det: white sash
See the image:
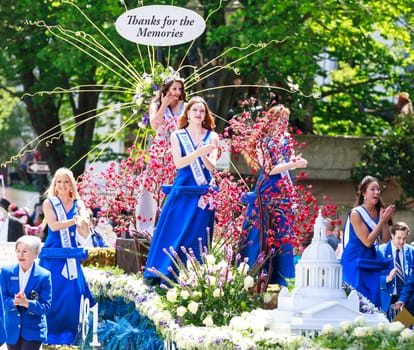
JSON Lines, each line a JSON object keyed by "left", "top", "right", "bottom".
{"left": 50, "top": 196, "right": 78, "bottom": 280}
{"left": 343, "top": 205, "right": 377, "bottom": 249}
{"left": 175, "top": 129, "right": 208, "bottom": 186}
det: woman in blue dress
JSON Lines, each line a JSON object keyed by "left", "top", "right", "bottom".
{"left": 341, "top": 175, "right": 395, "bottom": 307}
{"left": 241, "top": 105, "right": 308, "bottom": 287}
{"left": 144, "top": 96, "right": 219, "bottom": 283}
{"left": 39, "top": 167, "right": 94, "bottom": 345}
{"left": 136, "top": 76, "right": 187, "bottom": 235}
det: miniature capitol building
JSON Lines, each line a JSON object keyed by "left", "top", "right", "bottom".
{"left": 252, "top": 210, "right": 388, "bottom": 335}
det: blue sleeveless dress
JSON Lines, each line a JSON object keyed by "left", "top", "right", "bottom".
{"left": 39, "top": 197, "right": 94, "bottom": 345}
{"left": 241, "top": 136, "right": 295, "bottom": 286}
{"left": 341, "top": 205, "right": 390, "bottom": 307}
{"left": 144, "top": 130, "right": 215, "bottom": 282}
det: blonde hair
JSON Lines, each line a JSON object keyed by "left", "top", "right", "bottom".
{"left": 46, "top": 167, "right": 80, "bottom": 199}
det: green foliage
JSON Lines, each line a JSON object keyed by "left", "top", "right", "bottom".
{"left": 352, "top": 115, "right": 414, "bottom": 206}
{"left": 209, "top": 0, "right": 414, "bottom": 135}
{"left": 0, "top": 85, "right": 33, "bottom": 164}
{"left": 1, "top": 0, "right": 414, "bottom": 174}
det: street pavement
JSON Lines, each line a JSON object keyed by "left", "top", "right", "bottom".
{"left": 3, "top": 187, "right": 40, "bottom": 212}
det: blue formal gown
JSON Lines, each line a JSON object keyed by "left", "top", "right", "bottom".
{"left": 144, "top": 130, "right": 215, "bottom": 282}
{"left": 341, "top": 205, "right": 389, "bottom": 308}
{"left": 241, "top": 136, "right": 295, "bottom": 286}
{"left": 39, "top": 197, "right": 94, "bottom": 345}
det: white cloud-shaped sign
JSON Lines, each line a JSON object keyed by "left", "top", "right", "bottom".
{"left": 115, "top": 5, "right": 206, "bottom": 46}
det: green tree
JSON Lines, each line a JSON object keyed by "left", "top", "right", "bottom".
{"left": 208, "top": 0, "right": 414, "bottom": 135}
{"left": 0, "top": 0, "right": 130, "bottom": 177}
{"left": 352, "top": 114, "right": 414, "bottom": 207}
{"left": 0, "top": 84, "right": 33, "bottom": 163}
{"left": 1, "top": 0, "right": 414, "bottom": 177}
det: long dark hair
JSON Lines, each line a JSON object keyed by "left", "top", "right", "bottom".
{"left": 153, "top": 76, "right": 186, "bottom": 104}
{"left": 355, "top": 175, "right": 385, "bottom": 213}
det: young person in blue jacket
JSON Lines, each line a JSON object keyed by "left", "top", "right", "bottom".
{"left": 0, "top": 235, "right": 52, "bottom": 350}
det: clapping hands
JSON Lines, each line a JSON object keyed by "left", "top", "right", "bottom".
{"left": 14, "top": 290, "right": 29, "bottom": 308}
{"left": 196, "top": 142, "right": 217, "bottom": 157}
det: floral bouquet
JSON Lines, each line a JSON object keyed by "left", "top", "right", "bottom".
{"left": 148, "top": 236, "right": 264, "bottom": 327}
{"left": 133, "top": 63, "right": 180, "bottom": 128}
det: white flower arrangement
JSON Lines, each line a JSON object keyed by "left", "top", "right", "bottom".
{"left": 84, "top": 267, "right": 414, "bottom": 349}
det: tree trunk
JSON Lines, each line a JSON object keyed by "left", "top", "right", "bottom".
{"left": 70, "top": 85, "right": 101, "bottom": 178}
{"left": 22, "top": 69, "right": 65, "bottom": 175}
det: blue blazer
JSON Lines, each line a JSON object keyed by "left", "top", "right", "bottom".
{"left": 0, "top": 263, "right": 52, "bottom": 345}
{"left": 377, "top": 242, "right": 414, "bottom": 312}
{"left": 399, "top": 273, "right": 414, "bottom": 307}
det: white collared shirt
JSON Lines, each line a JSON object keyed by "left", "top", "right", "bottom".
{"left": 76, "top": 231, "right": 94, "bottom": 248}
{"left": 392, "top": 243, "right": 404, "bottom": 294}
{"left": 392, "top": 244, "right": 404, "bottom": 267}
{"left": 19, "top": 264, "right": 34, "bottom": 292}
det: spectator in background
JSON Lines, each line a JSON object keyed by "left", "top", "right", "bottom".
{"left": 377, "top": 222, "right": 414, "bottom": 320}
{"left": 0, "top": 198, "right": 25, "bottom": 242}
{"left": 13, "top": 208, "right": 32, "bottom": 226}
{"left": 326, "top": 223, "right": 344, "bottom": 259}
{"left": 18, "top": 152, "right": 34, "bottom": 185}
{"left": 76, "top": 209, "right": 109, "bottom": 248}
{"left": 362, "top": 91, "right": 413, "bottom": 123}
{"left": 93, "top": 216, "right": 117, "bottom": 247}
{"left": 326, "top": 224, "right": 340, "bottom": 251}
{"left": 395, "top": 92, "right": 413, "bottom": 118}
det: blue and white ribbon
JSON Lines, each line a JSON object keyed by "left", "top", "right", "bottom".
{"left": 50, "top": 196, "right": 78, "bottom": 280}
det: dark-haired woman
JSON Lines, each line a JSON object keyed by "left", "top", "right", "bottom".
{"left": 341, "top": 175, "right": 395, "bottom": 307}
{"left": 137, "top": 77, "right": 187, "bottom": 236}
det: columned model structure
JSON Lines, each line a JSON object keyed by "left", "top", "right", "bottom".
{"left": 252, "top": 210, "right": 388, "bottom": 336}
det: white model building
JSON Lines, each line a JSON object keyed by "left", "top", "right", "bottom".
{"left": 252, "top": 210, "right": 388, "bottom": 335}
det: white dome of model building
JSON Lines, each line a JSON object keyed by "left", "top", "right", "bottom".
{"left": 251, "top": 210, "right": 388, "bottom": 336}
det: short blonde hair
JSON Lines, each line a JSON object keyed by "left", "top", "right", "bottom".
{"left": 16, "top": 235, "right": 42, "bottom": 255}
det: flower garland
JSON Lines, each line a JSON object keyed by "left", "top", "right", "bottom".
{"left": 133, "top": 64, "right": 180, "bottom": 127}
{"left": 84, "top": 267, "right": 414, "bottom": 350}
